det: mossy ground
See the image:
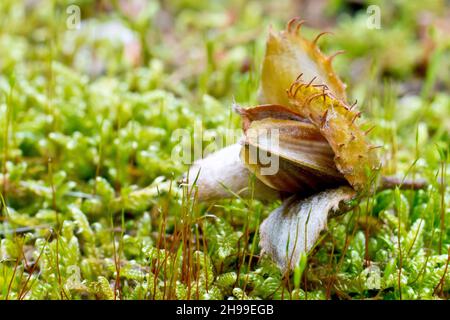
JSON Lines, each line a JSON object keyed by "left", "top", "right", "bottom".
{"left": 0, "top": 0, "right": 449, "bottom": 300}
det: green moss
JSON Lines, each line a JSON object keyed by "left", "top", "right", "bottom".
{"left": 0, "top": 0, "right": 449, "bottom": 300}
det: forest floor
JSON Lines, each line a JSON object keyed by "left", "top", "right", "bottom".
{"left": 0, "top": 0, "right": 449, "bottom": 299}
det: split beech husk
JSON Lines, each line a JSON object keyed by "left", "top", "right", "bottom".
{"left": 183, "top": 19, "right": 381, "bottom": 271}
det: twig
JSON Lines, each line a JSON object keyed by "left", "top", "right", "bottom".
{"left": 0, "top": 224, "right": 51, "bottom": 236}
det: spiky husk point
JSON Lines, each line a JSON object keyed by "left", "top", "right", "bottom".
{"left": 261, "top": 18, "right": 347, "bottom": 107}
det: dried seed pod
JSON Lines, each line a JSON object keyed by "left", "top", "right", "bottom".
{"left": 182, "top": 18, "right": 383, "bottom": 272}
{"left": 257, "top": 19, "right": 379, "bottom": 191}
